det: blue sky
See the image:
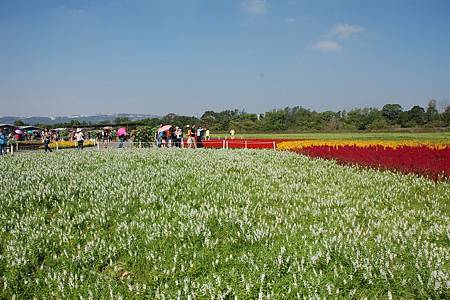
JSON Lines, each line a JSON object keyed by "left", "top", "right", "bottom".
{"left": 0, "top": 0, "right": 449, "bottom": 117}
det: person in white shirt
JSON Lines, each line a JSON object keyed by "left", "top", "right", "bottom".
{"left": 75, "top": 128, "right": 84, "bottom": 150}
{"left": 230, "top": 129, "right": 235, "bottom": 140}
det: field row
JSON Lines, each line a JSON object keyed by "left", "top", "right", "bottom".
{"left": 200, "top": 138, "right": 450, "bottom": 181}
{"left": 277, "top": 140, "right": 450, "bottom": 181}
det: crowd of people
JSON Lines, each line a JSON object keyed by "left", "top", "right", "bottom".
{"left": 156, "top": 124, "right": 210, "bottom": 148}
{"left": 0, "top": 123, "right": 238, "bottom": 155}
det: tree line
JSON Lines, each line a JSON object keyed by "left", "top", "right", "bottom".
{"left": 28, "top": 100, "right": 450, "bottom": 132}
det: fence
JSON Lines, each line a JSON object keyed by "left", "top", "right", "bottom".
{"left": 3, "top": 138, "right": 279, "bottom": 154}
{"left": 94, "top": 139, "right": 277, "bottom": 150}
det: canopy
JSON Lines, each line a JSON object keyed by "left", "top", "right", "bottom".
{"left": 158, "top": 125, "right": 172, "bottom": 133}
{"left": 117, "top": 127, "right": 127, "bottom": 137}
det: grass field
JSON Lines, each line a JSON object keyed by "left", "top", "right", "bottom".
{"left": 212, "top": 131, "right": 450, "bottom": 143}
{"left": 0, "top": 149, "right": 448, "bottom": 298}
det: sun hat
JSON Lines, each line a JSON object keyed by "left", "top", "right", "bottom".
{"left": 76, "top": 128, "right": 81, "bottom": 133}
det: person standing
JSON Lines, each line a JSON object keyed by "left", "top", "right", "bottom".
{"left": 43, "top": 129, "right": 52, "bottom": 152}
{"left": 0, "top": 129, "right": 8, "bottom": 156}
{"left": 118, "top": 132, "right": 126, "bottom": 148}
{"left": 186, "top": 125, "right": 195, "bottom": 149}
{"left": 196, "top": 127, "right": 204, "bottom": 148}
{"left": 205, "top": 128, "right": 210, "bottom": 141}
{"left": 174, "top": 127, "right": 181, "bottom": 148}
{"left": 190, "top": 125, "right": 197, "bottom": 148}
{"left": 230, "top": 129, "right": 235, "bottom": 140}
{"left": 75, "top": 128, "right": 84, "bottom": 150}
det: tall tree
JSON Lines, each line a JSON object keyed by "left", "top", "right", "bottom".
{"left": 382, "top": 104, "right": 403, "bottom": 125}
{"left": 441, "top": 106, "right": 450, "bottom": 126}
{"left": 426, "top": 99, "right": 439, "bottom": 123}
{"left": 408, "top": 105, "right": 426, "bottom": 126}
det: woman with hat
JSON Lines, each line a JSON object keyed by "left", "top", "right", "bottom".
{"left": 75, "top": 128, "right": 84, "bottom": 150}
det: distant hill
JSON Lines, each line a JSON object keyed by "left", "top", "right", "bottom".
{"left": 0, "top": 113, "right": 160, "bottom": 125}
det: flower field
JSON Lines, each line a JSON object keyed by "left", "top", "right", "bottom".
{"left": 0, "top": 149, "right": 449, "bottom": 298}
{"left": 278, "top": 140, "right": 450, "bottom": 181}
{"left": 277, "top": 139, "right": 449, "bottom": 150}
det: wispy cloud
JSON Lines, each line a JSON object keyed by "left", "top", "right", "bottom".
{"left": 285, "top": 17, "right": 296, "bottom": 24}
{"left": 314, "top": 41, "right": 341, "bottom": 52}
{"left": 331, "top": 23, "right": 363, "bottom": 39}
{"left": 241, "top": 0, "right": 267, "bottom": 16}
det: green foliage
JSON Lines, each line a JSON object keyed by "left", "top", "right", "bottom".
{"left": 382, "top": 104, "right": 403, "bottom": 125}
{"left": 59, "top": 129, "right": 69, "bottom": 140}
{"left": 114, "top": 117, "right": 131, "bottom": 125}
{"left": 13, "top": 120, "right": 26, "bottom": 126}
{"left": 15, "top": 103, "right": 450, "bottom": 134}
{"left": 133, "top": 126, "right": 156, "bottom": 147}
{"left": 89, "top": 131, "right": 98, "bottom": 139}
{"left": 408, "top": 105, "right": 426, "bottom": 125}
{"left": 442, "top": 106, "right": 450, "bottom": 126}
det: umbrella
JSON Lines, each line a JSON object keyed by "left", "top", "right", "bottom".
{"left": 103, "top": 126, "right": 113, "bottom": 130}
{"left": 15, "top": 129, "right": 23, "bottom": 134}
{"left": 158, "top": 125, "right": 172, "bottom": 133}
{"left": 117, "top": 127, "right": 127, "bottom": 137}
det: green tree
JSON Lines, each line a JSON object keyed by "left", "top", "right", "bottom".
{"left": 368, "top": 117, "right": 389, "bottom": 129}
{"left": 382, "top": 104, "right": 402, "bottom": 125}
{"left": 114, "top": 117, "right": 131, "bottom": 125}
{"left": 441, "top": 106, "right": 450, "bottom": 127}
{"left": 408, "top": 105, "right": 426, "bottom": 126}
{"left": 260, "top": 110, "right": 288, "bottom": 131}
{"left": 13, "top": 120, "right": 26, "bottom": 126}
{"left": 425, "top": 99, "right": 439, "bottom": 123}
{"left": 133, "top": 126, "right": 157, "bottom": 147}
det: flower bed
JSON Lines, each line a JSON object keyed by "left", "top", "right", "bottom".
{"left": 0, "top": 149, "right": 448, "bottom": 298}
{"left": 278, "top": 140, "right": 450, "bottom": 180}
{"left": 40, "top": 140, "right": 96, "bottom": 149}
{"left": 277, "top": 139, "right": 448, "bottom": 150}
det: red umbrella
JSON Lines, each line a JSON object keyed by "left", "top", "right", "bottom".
{"left": 158, "top": 125, "right": 172, "bottom": 133}
{"left": 117, "top": 127, "right": 127, "bottom": 137}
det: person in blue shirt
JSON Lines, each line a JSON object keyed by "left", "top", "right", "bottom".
{"left": 0, "top": 128, "right": 8, "bottom": 155}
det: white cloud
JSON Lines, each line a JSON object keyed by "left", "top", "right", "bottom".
{"left": 314, "top": 41, "right": 341, "bottom": 51}
{"left": 285, "top": 17, "right": 296, "bottom": 24}
{"left": 241, "top": 0, "right": 267, "bottom": 16}
{"left": 331, "top": 23, "right": 363, "bottom": 38}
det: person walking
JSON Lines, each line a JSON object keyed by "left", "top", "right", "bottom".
{"left": 0, "top": 129, "right": 8, "bottom": 156}
{"left": 43, "top": 129, "right": 52, "bottom": 152}
{"left": 118, "top": 132, "right": 126, "bottom": 148}
{"left": 75, "top": 128, "right": 84, "bottom": 150}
